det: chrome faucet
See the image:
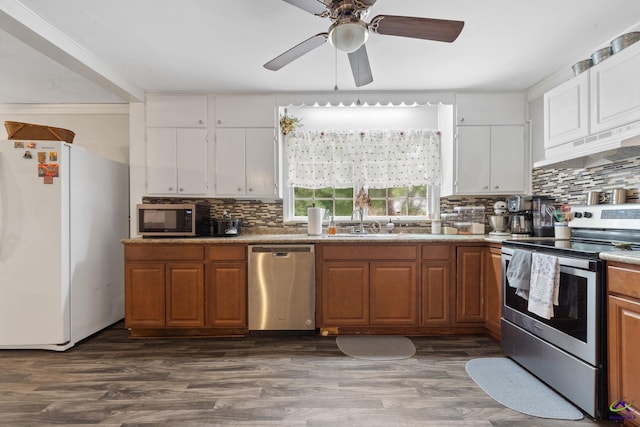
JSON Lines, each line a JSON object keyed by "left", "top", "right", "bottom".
{"left": 350, "top": 208, "right": 366, "bottom": 234}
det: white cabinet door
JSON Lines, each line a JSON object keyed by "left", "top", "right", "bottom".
{"left": 455, "top": 125, "right": 525, "bottom": 195}
{"left": 456, "top": 126, "right": 491, "bottom": 193}
{"left": 146, "top": 94, "right": 207, "bottom": 128}
{"left": 215, "top": 95, "right": 275, "bottom": 128}
{"left": 456, "top": 93, "right": 525, "bottom": 125}
{"left": 246, "top": 128, "right": 276, "bottom": 197}
{"left": 176, "top": 128, "right": 208, "bottom": 195}
{"left": 590, "top": 42, "right": 640, "bottom": 134}
{"left": 146, "top": 128, "right": 178, "bottom": 195}
{"left": 146, "top": 128, "right": 208, "bottom": 195}
{"left": 215, "top": 128, "right": 246, "bottom": 196}
{"left": 215, "top": 128, "right": 277, "bottom": 197}
{"left": 543, "top": 72, "right": 589, "bottom": 148}
{"left": 490, "top": 126, "right": 525, "bottom": 193}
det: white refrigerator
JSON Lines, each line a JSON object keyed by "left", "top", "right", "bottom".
{"left": 0, "top": 140, "right": 129, "bottom": 350}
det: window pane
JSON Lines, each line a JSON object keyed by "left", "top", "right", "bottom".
{"left": 334, "top": 188, "right": 354, "bottom": 198}
{"left": 388, "top": 199, "right": 407, "bottom": 216}
{"left": 369, "top": 200, "right": 386, "bottom": 216}
{"left": 388, "top": 187, "right": 408, "bottom": 197}
{"left": 295, "top": 187, "right": 313, "bottom": 198}
{"left": 408, "top": 198, "right": 427, "bottom": 215}
{"left": 336, "top": 200, "right": 354, "bottom": 216}
{"left": 408, "top": 185, "right": 426, "bottom": 197}
{"left": 316, "top": 200, "right": 333, "bottom": 213}
{"left": 368, "top": 188, "right": 386, "bottom": 198}
{"left": 295, "top": 200, "right": 315, "bottom": 216}
{"left": 316, "top": 187, "right": 333, "bottom": 198}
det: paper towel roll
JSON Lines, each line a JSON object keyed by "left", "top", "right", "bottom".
{"left": 308, "top": 207, "right": 324, "bottom": 235}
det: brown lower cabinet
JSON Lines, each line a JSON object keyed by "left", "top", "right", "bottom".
{"left": 456, "top": 246, "right": 485, "bottom": 323}
{"left": 420, "top": 245, "right": 454, "bottom": 326}
{"left": 124, "top": 243, "right": 247, "bottom": 336}
{"left": 608, "top": 261, "right": 640, "bottom": 426}
{"left": 483, "top": 245, "right": 502, "bottom": 340}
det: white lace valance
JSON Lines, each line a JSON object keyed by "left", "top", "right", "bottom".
{"left": 285, "top": 129, "right": 441, "bottom": 189}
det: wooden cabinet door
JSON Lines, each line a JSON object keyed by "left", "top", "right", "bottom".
{"left": 608, "top": 294, "right": 640, "bottom": 425}
{"left": 420, "top": 262, "right": 451, "bottom": 326}
{"left": 125, "top": 262, "right": 165, "bottom": 328}
{"left": 456, "top": 247, "right": 484, "bottom": 323}
{"left": 370, "top": 262, "right": 417, "bottom": 325}
{"left": 483, "top": 246, "right": 502, "bottom": 339}
{"left": 205, "top": 262, "right": 247, "bottom": 327}
{"left": 320, "top": 262, "right": 369, "bottom": 326}
{"left": 165, "top": 262, "right": 205, "bottom": 327}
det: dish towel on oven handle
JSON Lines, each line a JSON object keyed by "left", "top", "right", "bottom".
{"left": 506, "top": 249, "right": 532, "bottom": 300}
{"left": 527, "top": 252, "right": 560, "bottom": 319}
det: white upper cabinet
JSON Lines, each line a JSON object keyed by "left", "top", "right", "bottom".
{"left": 214, "top": 95, "right": 276, "bottom": 128}
{"left": 146, "top": 94, "right": 207, "bottom": 128}
{"left": 215, "top": 128, "right": 277, "bottom": 198}
{"left": 455, "top": 125, "right": 526, "bottom": 194}
{"left": 146, "top": 127, "right": 208, "bottom": 196}
{"left": 590, "top": 41, "right": 640, "bottom": 134}
{"left": 456, "top": 93, "right": 525, "bottom": 125}
{"left": 543, "top": 71, "right": 589, "bottom": 149}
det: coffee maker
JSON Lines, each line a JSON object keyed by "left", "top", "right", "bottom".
{"left": 532, "top": 196, "right": 555, "bottom": 237}
{"left": 507, "top": 195, "right": 533, "bottom": 236}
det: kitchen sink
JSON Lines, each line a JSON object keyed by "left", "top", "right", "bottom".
{"left": 327, "top": 233, "right": 408, "bottom": 238}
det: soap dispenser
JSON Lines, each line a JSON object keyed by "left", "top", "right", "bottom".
{"left": 386, "top": 218, "right": 395, "bottom": 233}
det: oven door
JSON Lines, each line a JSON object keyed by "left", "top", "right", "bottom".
{"left": 501, "top": 247, "right": 602, "bottom": 366}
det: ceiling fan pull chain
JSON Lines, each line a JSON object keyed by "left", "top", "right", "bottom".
{"left": 334, "top": 44, "right": 339, "bottom": 91}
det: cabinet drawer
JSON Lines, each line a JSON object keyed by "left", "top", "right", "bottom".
{"left": 125, "top": 244, "right": 205, "bottom": 261}
{"left": 321, "top": 244, "right": 417, "bottom": 260}
{"left": 608, "top": 262, "right": 640, "bottom": 299}
{"left": 421, "top": 245, "right": 452, "bottom": 260}
{"left": 206, "top": 245, "right": 246, "bottom": 261}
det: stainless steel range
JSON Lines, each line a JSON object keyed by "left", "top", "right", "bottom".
{"left": 501, "top": 203, "right": 640, "bottom": 419}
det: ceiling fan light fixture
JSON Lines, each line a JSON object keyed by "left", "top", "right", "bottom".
{"left": 329, "top": 20, "right": 369, "bottom": 53}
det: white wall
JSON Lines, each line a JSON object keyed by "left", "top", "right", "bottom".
{"left": 0, "top": 104, "right": 129, "bottom": 164}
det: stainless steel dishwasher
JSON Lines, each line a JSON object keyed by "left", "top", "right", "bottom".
{"left": 248, "top": 244, "right": 315, "bottom": 331}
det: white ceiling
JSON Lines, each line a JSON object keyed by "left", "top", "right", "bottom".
{"left": 1, "top": 0, "right": 640, "bottom": 104}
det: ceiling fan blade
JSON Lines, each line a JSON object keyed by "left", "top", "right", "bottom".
{"left": 282, "top": 0, "right": 330, "bottom": 17}
{"left": 348, "top": 45, "right": 373, "bottom": 87}
{"left": 369, "top": 15, "right": 464, "bottom": 43}
{"left": 264, "top": 33, "right": 329, "bottom": 71}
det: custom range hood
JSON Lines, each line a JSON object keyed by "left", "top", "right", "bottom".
{"left": 534, "top": 120, "right": 640, "bottom": 169}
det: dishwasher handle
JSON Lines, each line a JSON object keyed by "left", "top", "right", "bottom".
{"left": 250, "top": 246, "right": 313, "bottom": 254}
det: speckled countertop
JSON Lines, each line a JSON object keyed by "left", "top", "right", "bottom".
{"left": 122, "top": 233, "right": 640, "bottom": 265}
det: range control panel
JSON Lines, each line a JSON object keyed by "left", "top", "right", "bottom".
{"left": 569, "top": 204, "right": 640, "bottom": 229}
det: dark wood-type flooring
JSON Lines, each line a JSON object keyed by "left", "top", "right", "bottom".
{"left": 0, "top": 322, "right": 618, "bottom": 426}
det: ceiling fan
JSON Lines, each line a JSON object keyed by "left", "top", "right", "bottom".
{"left": 263, "top": 0, "right": 465, "bottom": 87}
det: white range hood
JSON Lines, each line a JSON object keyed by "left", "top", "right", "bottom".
{"left": 534, "top": 120, "right": 640, "bottom": 169}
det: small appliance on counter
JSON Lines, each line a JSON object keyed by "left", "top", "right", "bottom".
{"left": 507, "top": 195, "right": 533, "bottom": 236}
{"left": 487, "top": 201, "right": 511, "bottom": 236}
{"left": 532, "top": 196, "right": 555, "bottom": 237}
{"left": 138, "top": 202, "right": 211, "bottom": 237}
{"left": 212, "top": 211, "right": 242, "bottom": 237}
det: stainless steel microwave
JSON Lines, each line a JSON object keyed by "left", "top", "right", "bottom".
{"left": 137, "top": 203, "right": 211, "bottom": 237}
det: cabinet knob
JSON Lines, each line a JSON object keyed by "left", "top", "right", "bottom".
{"left": 248, "top": 188, "right": 253, "bottom": 192}
{"left": 460, "top": 117, "right": 465, "bottom": 122}
{"left": 198, "top": 120, "right": 204, "bottom": 124}
{"left": 168, "top": 187, "right": 174, "bottom": 191}
{"left": 494, "top": 185, "right": 500, "bottom": 189}
{"left": 483, "top": 186, "right": 489, "bottom": 190}
{"left": 179, "top": 188, "right": 185, "bottom": 192}
{"left": 217, "top": 120, "right": 222, "bottom": 124}
{"left": 237, "top": 187, "right": 242, "bottom": 192}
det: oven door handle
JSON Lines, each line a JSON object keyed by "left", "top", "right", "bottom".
{"left": 501, "top": 247, "right": 595, "bottom": 271}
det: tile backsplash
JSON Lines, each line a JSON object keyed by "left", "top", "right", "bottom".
{"left": 144, "top": 155, "right": 640, "bottom": 234}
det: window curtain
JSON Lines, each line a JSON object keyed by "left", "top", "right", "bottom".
{"left": 285, "top": 129, "right": 441, "bottom": 189}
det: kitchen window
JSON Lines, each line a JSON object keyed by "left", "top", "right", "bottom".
{"left": 284, "top": 129, "right": 440, "bottom": 221}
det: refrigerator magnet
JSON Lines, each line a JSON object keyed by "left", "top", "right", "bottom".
{"left": 23, "top": 150, "right": 32, "bottom": 159}
{"left": 14, "top": 141, "right": 24, "bottom": 149}
{"left": 49, "top": 152, "right": 58, "bottom": 161}
{"left": 37, "top": 152, "right": 46, "bottom": 163}
{"left": 27, "top": 142, "right": 37, "bottom": 149}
